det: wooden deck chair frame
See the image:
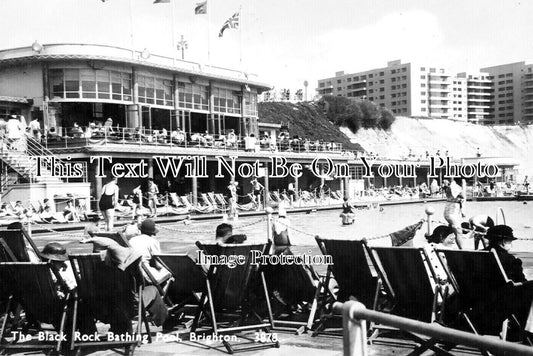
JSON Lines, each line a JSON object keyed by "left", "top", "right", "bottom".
{"left": 262, "top": 252, "right": 322, "bottom": 335}
{"left": 435, "top": 248, "right": 526, "bottom": 346}
{"left": 154, "top": 254, "right": 206, "bottom": 326}
{"left": 0, "top": 227, "right": 41, "bottom": 262}
{"left": 0, "top": 262, "right": 70, "bottom": 354}
{"left": 312, "top": 237, "right": 381, "bottom": 337}
{"left": 91, "top": 231, "right": 173, "bottom": 304}
{"left": 192, "top": 242, "right": 280, "bottom": 354}
{"left": 369, "top": 246, "right": 451, "bottom": 356}
{"left": 68, "top": 253, "right": 148, "bottom": 355}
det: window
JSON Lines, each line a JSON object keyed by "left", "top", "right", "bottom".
{"left": 369, "top": 74, "right": 374, "bottom": 78}
{"left": 337, "top": 79, "right": 342, "bottom": 84}
{"left": 421, "top": 75, "right": 426, "bottom": 79}
{"left": 379, "top": 87, "right": 384, "bottom": 92}
{"left": 421, "top": 108, "right": 426, "bottom": 112}
{"left": 420, "top": 67, "right": 426, "bottom": 71}
{"left": 421, "top": 91, "right": 426, "bottom": 95}
{"left": 49, "top": 67, "right": 132, "bottom": 101}
{"left": 421, "top": 100, "right": 426, "bottom": 103}
{"left": 379, "top": 79, "right": 384, "bottom": 84}
{"left": 421, "top": 83, "right": 426, "bottom": 87}
{"left": 379, "top": 72, "right": 384, "bottom": 76}
{"left": 178, "top": 82, "right": 209, "bottom": 111}
{"left": 212, "top": 87, "right": 241, "bottom": 115}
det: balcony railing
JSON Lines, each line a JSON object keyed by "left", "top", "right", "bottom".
{"left": 42, "top": 126, "right": 344, "bottom": 155}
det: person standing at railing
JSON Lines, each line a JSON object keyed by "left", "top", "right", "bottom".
{"left": 99, "top": 177, "right": 119, "bottom": 231}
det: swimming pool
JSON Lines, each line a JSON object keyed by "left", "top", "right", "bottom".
{"left": 33, "top": 200, "right": 533, "bottom": 255}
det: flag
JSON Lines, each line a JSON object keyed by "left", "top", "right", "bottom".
{"left": 153, "top": 0, "right": 170, "bottom": 3}
{"left": 195, "top": 1, "right": 207, "bottom": 14}
{"left": 219, "top": 12, "right": 239, "bottom": 37}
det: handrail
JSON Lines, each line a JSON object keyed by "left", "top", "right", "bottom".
{"left": 334, "top": 301, "right": 533, "bottom": 356}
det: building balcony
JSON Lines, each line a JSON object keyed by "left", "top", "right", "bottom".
{"left": 429, "top": 87, "right": 451, "bottom": 93}
{"left": 467, "top": 84, "right": 493, "bottom": 90}
{"left": 467, "top": 90, "right": 493, "bottom": 95}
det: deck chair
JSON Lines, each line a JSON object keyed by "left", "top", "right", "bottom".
{"left": 0, "top": 262, "right": 70, "bottom": 354}
{"left": 91, "top": 231, "right": 173, "bottom": 303}
{"left": 262, "top": 248, "right": 321, "bottom": 334}
{"left": 180, "top": 195, "right": 213, "bottom": 213}
{"left": 435, "top": 249, "right": 524, "bottom": 341}
{"left": 214, "top": 194, "right": 229, "bottom": 208}
{"left": 370, "top": 247, "right": 452, "bottom": 355}
{"left": 0, "top": 227, "right": 40, "bottom": 262}
{"left": 201, "top": 193, "right": 218, "bottom": 211}
{"left": 207, "top": 192, "right": 221, "bottom": 207}
{"left": 313, "top": 237, "right": 381, "bottom": 336}
{"left": 68, "top": 253, "right": 147, "bottom": 354}
{"left": 192, "top": 242, "right": 279, "bottom": 354}
{"left": 154, "top": 254, "right": 206, "bottom": 324}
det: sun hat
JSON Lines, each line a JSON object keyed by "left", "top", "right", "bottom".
{"left": 41, "top": 242, "right": 68, "bottom": 262}
{"left": 486, "top": 225, "right": 516, "bottom": 243}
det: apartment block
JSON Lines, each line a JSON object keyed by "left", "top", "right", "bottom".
{"left": 317, "top": 60, "right": 454, "bottom": 120}
{"left": 481, "top": 62, "right": 533, "bottom": 124}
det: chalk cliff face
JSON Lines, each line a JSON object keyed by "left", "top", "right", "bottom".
{"left": 341, "top": 117, "right": 533, "bottom": 176}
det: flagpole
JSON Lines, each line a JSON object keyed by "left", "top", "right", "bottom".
{"left": 128, "top": 0, "right": 135, "bottom": 59}
{"left": 207, "top": 0, "right": 211, "bottom": 64}
{"left": 171, "top": 0, "right": 176, "bottom": 65}
{"left": 239, "top": 4, "right": 243, "bottom": 68}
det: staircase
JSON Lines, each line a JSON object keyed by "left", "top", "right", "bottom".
{"left": 0, "top": 133, "right": 64, "bottom": 192}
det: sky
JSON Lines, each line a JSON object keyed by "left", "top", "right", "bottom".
{"left": 1, "top": 0, "right": 532, "bottom": 93}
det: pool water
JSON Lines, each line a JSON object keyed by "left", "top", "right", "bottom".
{"left": 33, "top": 200, "right": 533, "bottom": 256}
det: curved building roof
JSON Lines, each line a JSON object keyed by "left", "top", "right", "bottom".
{"left": 0, "top": 43, "right": 271, "bottom": 92}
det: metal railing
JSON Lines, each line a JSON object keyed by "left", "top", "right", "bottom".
{"left": 42, "top": 126, "right": 345, "bottom": 154}
{"left": 335, "top": 301, "right": 533, "bottom": 356}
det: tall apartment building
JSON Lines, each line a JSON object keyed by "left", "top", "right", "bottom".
{"left": 481, "top": 62, "right": 533, "bottom": 124}
{"left": 317, "top": 60, "right": 454, "bottom": 120}
{"left": 317, "top": 60, "right": 520, "bottom": 124}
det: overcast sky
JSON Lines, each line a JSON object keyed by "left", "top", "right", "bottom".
{"left": 1, "top": 0, "right": 532, "bottom": 93}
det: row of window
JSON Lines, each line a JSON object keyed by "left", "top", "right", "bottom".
{"left": 48, "top": 68, "right": 257, "bottom": 116}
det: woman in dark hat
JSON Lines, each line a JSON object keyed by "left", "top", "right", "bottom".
{"left": 485, "top": 225, "right": 524, "bottom": 282}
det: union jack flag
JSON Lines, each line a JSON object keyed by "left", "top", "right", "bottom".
{"left": 219, "top": 12, "right": 239, "bottom": 37}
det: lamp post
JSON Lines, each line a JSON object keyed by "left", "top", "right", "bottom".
{"left": 177, "top": 35, "right": 188, "bottom": 60}
{"left": 304, "top": 80, "right": 309, "bottom": 101}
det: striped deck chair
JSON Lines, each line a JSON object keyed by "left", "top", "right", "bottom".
{"left": 313, "top": 237, "right": 381, "bottom": 336}
{"left": 370, "top": 247, "right": 454, "bottom": 355}
{"left": 0, "top": 262, "right": 70, "bottom": 353}
{"left": 68, "top": 254, "right": 147, "bottom": 354}
{"left": 193, "top": 242, "right": 279, "bottom": 354}
{"left": 435, "top": 249, "right": 527, "bottom": 343}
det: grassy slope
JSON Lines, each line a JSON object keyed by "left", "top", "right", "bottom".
{"left": 258, "top": 101, "right": 363, "bottom": 151}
